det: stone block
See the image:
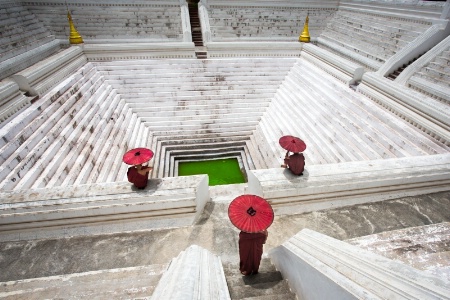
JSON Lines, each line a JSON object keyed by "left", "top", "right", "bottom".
{"left": 150, "top": 245, "right": 231, "bottom": 300}
{"left": 0, "top": 175, "right": 210, "bottom": 242}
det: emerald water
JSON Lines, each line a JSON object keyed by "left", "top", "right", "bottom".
{"left": 178, "top": 158, "right": 246, "bottom": 186}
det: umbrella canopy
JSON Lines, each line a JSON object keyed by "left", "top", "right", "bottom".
{"left": 279, "top": 135, "right": 306, "bottom": 153}
{"left": 228, "top": 194, "right": 274, "bottom": 233}
{"left": 122, "top": 148, "right": 154, "bottom": 165}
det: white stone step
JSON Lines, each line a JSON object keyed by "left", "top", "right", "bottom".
{"left": 95, "top": 103, "right": 133, "bottom": 183}
{"left": 72, "top": 91, "right": 123, "bottom": 185}
{"left": 0, "top": 64, "right": 95, "bottom": 154}
{"left": 136, "top": 108, "right": 266, "bottom": 121}
{"left": 17, "top": 83, "right": 113, "bottom": 190}
{"left": 124, "top": 93, "right": 275, "bottom": 104}
{"left": 57, "top": 87, "right": 119, "bottom": 187}
{"left": 85, "top": 99, "right": 128, "bottom": 184}
{"left": 0, "top": 71, "right": 103, "bottom": 189}
{"left": 0, "top": 264, "right": 167, "bottom": 300}
{"left": 285, "top": 69, "right": 399, "bottom": 160}
{"left": 288, "top": 61, "right": 435, "bottom": 158}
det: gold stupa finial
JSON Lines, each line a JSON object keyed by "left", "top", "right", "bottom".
{"left": 66, "top": 3, "right": 83, "bottom": 44}
{"left": 299, "top": 14, "right": 310, "bottom": 43}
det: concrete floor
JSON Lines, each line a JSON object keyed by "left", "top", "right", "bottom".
{"left": 0, "top": 189, "right": 449, "bottom": 283}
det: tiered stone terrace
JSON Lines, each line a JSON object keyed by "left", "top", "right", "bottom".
{"left": 252, "top": 57, "right": 450, "bottom": 169}
{"left": 0, "top": 62, "right": 147, "bottom": 191}
{"left": 0, "top": 1, "right": 60, "bottom": 79}
{"left": 1, "top": 55, "right": 449, "bottom": 191}
{"left": 0, "top": 0, "right": 450, "bottom": 298}
{"left": 93, "top": 58, "right": 297, "bottom": 178}
{"left": 318, "top": 8, "right": 432, "bottom": 70}
{"left": 206, "top": 1, "right": 336, "bottom": 41}
{"left": 23, "top": 1, "right": 184, "bottom": 42}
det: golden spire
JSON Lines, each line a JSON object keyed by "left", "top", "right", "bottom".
{"left": 66, "top": 4, "right": 83, "bottom": 44}
{"left": 299, "top": 14, "right": 310, "bottom": 43}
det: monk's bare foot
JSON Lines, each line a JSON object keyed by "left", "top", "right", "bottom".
{"left": 241, "top": 271, "right": 250, "bottom": 276}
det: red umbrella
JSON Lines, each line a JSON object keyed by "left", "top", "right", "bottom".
{"left": 228, "top": 194, "right": 274, "bottom": 233}
{"left": 279, "top": 135, "right": 306, "bottom": 153}
{"left": 122, "top": 148, "right": 154, "bottom": 165}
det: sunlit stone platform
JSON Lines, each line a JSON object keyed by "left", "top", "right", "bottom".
{"left": 1, "top": 0, "right": 450, "bottom": 298}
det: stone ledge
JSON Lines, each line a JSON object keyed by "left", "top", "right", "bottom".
{"left": 83, "top": 42, "right": 196, "bottom": 61}
{"left": 0, "top": 175, "right": 210, "bottom": 242}
{"left": 248, "top": 154, "right": 450, "bottom": 215}
{"left": 0, "top": 264, "right": 167, "bottom": 299}
{"left": 206, "top": 41, "right": 302, "bottom": 58}
{"left": 11, "top": 45, "right": 85, "bottom": 97}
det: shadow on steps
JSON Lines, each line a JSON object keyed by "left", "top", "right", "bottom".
{"left": 223, "top": 257, "right": 297, "bottom": 300}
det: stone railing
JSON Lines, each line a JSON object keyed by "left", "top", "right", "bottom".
{"left": 206, "top": 41, "right": 302, "bottom": 58}
{"left": 0, "top": 175, "right": 210, "bottom": 242}
{"left": 377, "top": 24, "right": 450, "bottom": 78}
{"left": 150, "top": 245, "right": 230, "bottom": 300}
{"left": 359, "top": 72, "right": 450, "bottom": 139}
{"left": 396, "top": 34, "right": 450, "bottom": 97}
{"left": 318, "top": 3, "right": 435, "bottom": 71}
{"left": 269, "top": 228, "right": 450, "bottom": 300}
{"left": 0, "top": 79, "right": 31, "bottom": 123}
{"left": 11, "top": 46, "right": 86, "bottom": 97}
{"left": 199, "top": 0, "right": 212, "bottom": 43}
{"left": 82, "top": 43, "right": 196, "bottom": 61}
{"left": 302, "top": 43, "right": 364, "bottom": 85}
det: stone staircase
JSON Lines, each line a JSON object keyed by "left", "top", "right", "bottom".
{"left": 0, "top": 62, "right": 148, "bottom": 191}
{"left": 223, "top": 257, "right": 297, "bottom": 300}
{"left": 317, "top": 8, "right": 432, "bottom": 70}
{"left": 408, "top": 48, "right": 450, "bottom": 101}
{"left": 93, "top": 58, "right": 297, "bottom": 176}
{"left": 387, "top": 53, "right": 424, "bottom": 80}
{"left": 250, "top": 57, "right": 450, "bottom": 169}
{"left": 188, "top": 0, "right": 208, "bottom": 59}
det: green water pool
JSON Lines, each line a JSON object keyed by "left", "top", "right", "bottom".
{"left": 178, "top": 158, "right": 246, "bottom": 186}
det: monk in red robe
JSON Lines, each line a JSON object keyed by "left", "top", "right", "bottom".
{"left": 281, "top": 151, "right": 305, "bottom": 176}
{"left": 239, "top": 230, "right": 268, "bottom": 275}
{"left": 127, "top": 164, "right": 152, "bottom": 189}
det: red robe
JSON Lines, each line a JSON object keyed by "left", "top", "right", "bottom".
{"left": 239, "top": 231, "right": 267, "bottom": 275}
{"left": 127, "top": 167, "right": 149, "bottom": 189}
{"left": 284, "top": 153, "right": 305, "bottom": 175}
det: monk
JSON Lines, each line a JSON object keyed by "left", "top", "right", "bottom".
{"left": 239, "top": 230, "right": 268, "bottom": 275}
{"left": 281, "top": 151, "right": 305, "bottom": 176}
{"left": 127, "top": 163, "right": 153, "bottom": 189}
